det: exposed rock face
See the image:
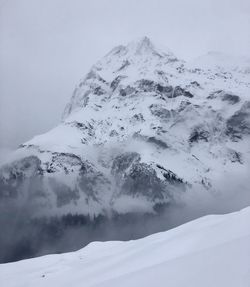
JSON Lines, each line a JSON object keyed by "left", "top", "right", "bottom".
{"left": 0, "top": 156, "right": 42, "bottom": 199}
{"left": 189, "top": 126, "right": 210, "bottom": 143}
{"left": 121, "top": 162, "right": 167, "bottom": 200}
{"left": 0, "top": 37, "right": 250, "bottom": 218}
{"left": 1, "top": 36, "right": 250, "bottom": 263}
{"left": 221, "top": 93, "right": 240, "bottom": 104}
{"left": 111, "top": 152, "right": 141, "bottom": 177}
{"left": 226, "top": 101, "right": 250, "bottom": 140}
{"left": 208, "top": 90, "right": 240, "bottom": 104}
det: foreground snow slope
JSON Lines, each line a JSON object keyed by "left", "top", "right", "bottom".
{"left": 1, "top": 207, "right": 250, "bottom": 287}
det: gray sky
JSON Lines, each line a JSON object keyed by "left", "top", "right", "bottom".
{"left": 0, "top": 0, "right": 250, "bottom": 149}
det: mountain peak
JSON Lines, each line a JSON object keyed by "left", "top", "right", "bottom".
{"left": 126, "top": 36, "right": 154, "bottom": 54}
{"left": 106, "top": 36, "right": 177, "bottom": 60}
{"left": 126, "top": 36, "right": 176, "bottom": 59}
{"left": 129, "top": 36, "right": 152, "bottom": 46}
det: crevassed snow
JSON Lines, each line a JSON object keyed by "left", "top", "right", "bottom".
{"left": 0, "top": 206, "right": 249, "bottom": 287}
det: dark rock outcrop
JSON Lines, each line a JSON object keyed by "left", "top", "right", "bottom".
{"left": 226, "top": 102, "right": 250, "bottom": 140}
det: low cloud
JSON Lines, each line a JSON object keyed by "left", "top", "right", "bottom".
{"left": 0, "top": 167, "right": 249, "bottom": 263}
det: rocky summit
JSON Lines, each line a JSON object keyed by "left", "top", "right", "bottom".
{"left": 1, "top": 37, "right": 250, "bottom": 262}
{"left": 1, "top": 37, "right": 250, "bottom": 217}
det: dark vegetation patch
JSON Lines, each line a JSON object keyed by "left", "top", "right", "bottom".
{"left": 0, "top": 208, "right": 173, "bottom": 264}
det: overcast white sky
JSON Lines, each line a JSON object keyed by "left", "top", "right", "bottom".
{"left": 0, "top": 0, "right": 250, "bottom": 149}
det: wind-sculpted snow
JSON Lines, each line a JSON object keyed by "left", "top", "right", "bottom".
{"left": 0, "top": 37, "right": 250, "bottom": 262}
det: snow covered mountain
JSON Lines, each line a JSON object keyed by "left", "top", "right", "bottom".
{"left": 1, "top": 206, "right": 249, "bottom": 287}
{"left": 0, "top": 36, "right": 250, "bottom": 262}
{"left": 1, "top": 36, "right": 249, "bottom": 217}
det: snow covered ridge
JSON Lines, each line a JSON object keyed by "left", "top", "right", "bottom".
{"left": 0, "top": 36, "right": 250, "bottom": 217}
{"left": 0, "top": 36, "right": 250, "bottom": 263}
{"left": 1, "top": 206, "right": 249, "bottom": 287}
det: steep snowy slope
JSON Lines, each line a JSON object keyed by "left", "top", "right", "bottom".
{"left": 1, "top": 207, "right": 249, "bottom": 287}
{"left": 1, "top": 37, "right": 249, "bottom": 217}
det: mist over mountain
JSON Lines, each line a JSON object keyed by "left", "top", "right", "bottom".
{"left": 1, "top": 206, "right": 250, "bottom": 287}
{"left": 0, "top": 37, "right": 250, "bottom": 263}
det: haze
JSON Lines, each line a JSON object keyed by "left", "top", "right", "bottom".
{"left": 0, "top": 0, "right": 250, "bottom": 150}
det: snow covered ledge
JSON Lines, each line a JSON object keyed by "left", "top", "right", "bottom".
{"left": 0, "top": 207, "right": 250, "bottom": 287}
